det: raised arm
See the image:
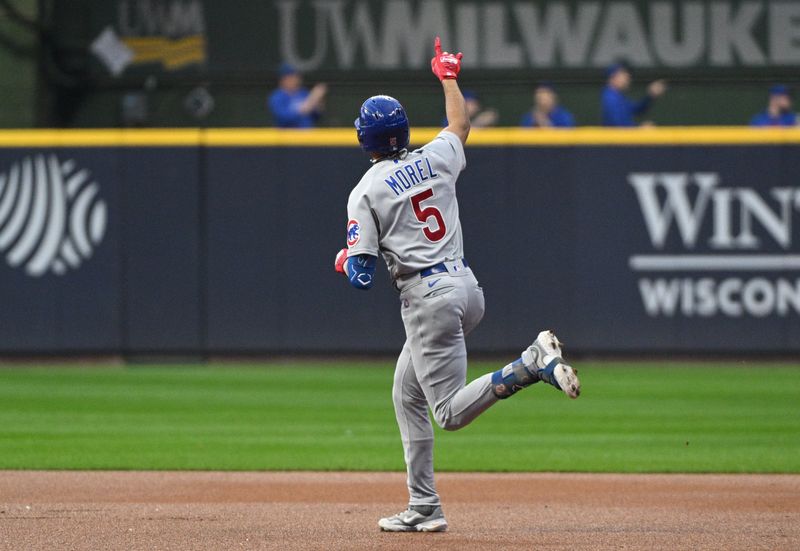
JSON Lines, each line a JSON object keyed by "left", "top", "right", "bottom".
{"left": 431, "top": 37, "right": 469, "bottom": 145}
{"left": 442, "top": 80, "right": 470, "bottom": 144}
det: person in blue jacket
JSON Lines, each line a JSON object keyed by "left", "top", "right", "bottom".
{"left": 520, "top": 83, "right": 575, "bottom": 127}
{"left": 750, "top": 85, "right": 797, "bottom": 127}
{"left": 442, "top": 90, "right": 499, "bottom": 127}
{"left": 268, "top": 63, "right": 327, "bottom": 128}
{"left": 601, "top": 63, "right": 666, "bottom": 127}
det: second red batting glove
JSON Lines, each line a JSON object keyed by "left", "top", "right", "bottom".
{"left": 334, "top": 248, "right": 348, "bottom": 275}
{"left": 431, "top": 36, "right": 463, "bottom": 81}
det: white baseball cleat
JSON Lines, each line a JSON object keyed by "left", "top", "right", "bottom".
{"left": 378, "top": 505, "right": 448, "bottom": 532}
{"left": 522, "top": 330, "right": 581, "bottom": 399}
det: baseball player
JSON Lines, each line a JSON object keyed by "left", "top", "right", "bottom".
{"left": 334, "top": 37, "right": 581, "bottom": 533}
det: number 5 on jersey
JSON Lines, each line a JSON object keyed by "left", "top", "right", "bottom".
{"left": 410, "top": 188, "right": 447, "bottom": 242}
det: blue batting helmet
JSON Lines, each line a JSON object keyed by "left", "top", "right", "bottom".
{"left": 354, "top": 95, "right": 409, "bottom": 156}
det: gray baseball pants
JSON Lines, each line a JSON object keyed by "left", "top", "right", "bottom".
{"left": 393, "top": 262, "right": 499, "bottom": 506}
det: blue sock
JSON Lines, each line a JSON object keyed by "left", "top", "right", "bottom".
{"left": 491, "top": 357, "right": 540, "bottom": 399}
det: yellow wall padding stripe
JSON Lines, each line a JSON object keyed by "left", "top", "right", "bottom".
{"left": 0, "top": 129, "right": 204, "bottom": 147}
{"left": 2, "top": 127, "right": 800, "bottom": 148}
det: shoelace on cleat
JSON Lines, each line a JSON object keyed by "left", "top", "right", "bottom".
{"left": 537, "top": 359, "right": 564, "bottom": 390}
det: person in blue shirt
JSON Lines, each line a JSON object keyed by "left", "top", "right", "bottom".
{"left": 442, "top": 90, "right": 498, "bottom": 127}
{"left": 601, "top": 63, "right": 666, "bottom": 127}
{"left": 520, "top": 83, "right": 575, "bottom": 127}
{"left": 268, "top": 63, "right": 327, "bottom": 128}
{"left": 750, "top": 85, "right": 797, "bottom": 127}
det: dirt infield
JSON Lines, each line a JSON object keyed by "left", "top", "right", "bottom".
{"left": 1, "top": 471, "right": 798, "bottom": 550}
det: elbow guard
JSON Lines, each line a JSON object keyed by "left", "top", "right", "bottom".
{"left": 346, "top": 254, "right": 376, "bottom": 290}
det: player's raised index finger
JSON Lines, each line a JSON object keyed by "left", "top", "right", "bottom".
{"left": 434, "top": 36, "right": 442, "bottom": 56}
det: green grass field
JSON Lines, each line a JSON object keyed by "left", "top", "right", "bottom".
{"left": 0, "top": 361, "right": 798, "bottom": 472}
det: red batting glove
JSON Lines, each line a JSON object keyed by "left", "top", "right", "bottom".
{"left": 431, "top": 36, "right": 463, "bottom": 81}
{"left": 334, "top": 248, "right": 348, "bottom": 275}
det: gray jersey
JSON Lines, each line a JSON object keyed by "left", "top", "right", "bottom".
{"left": 346, "top": 130, "right": 466, "bottom": 278}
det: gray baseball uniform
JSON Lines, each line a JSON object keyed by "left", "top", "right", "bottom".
{"left": 346, "top": 130, "right": 499, "bottom": 506}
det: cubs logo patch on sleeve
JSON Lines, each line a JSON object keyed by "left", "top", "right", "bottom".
{"left": 346, "top": 219, "right": 360, "bottom": 247}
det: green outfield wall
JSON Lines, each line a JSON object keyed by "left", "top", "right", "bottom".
{"left": 29, "top": 0, "right": 800, "bottom": 127}
{"left": 0, "top": 0, "right": 37, "bottom": 127}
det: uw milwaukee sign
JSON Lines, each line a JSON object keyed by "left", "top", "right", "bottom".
{"left": 277, "top": 0, "right": 800, "bottom": 71}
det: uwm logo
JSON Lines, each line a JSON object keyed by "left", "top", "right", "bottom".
{"left": 116, "top": 0, "right": 206, "bottom": 71}
{"left": 628, "top": 173, "right": 800, "bottom": 318}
